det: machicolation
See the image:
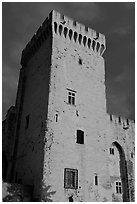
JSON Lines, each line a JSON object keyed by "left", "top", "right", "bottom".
{"left": 21, "top": 10, "right": 106, "bottom": 66}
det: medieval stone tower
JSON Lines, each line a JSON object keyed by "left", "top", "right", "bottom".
{"left": 3, "top": 10, "right": 135, "bottom": 202}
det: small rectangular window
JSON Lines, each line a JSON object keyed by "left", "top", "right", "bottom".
{"left": 77, "top": 130, "right": 84, "bottom": 144}
{"left": 67, "top": 89, "right": 76, "bottom": 105}
{"left": 25, "top": 114, "right": 30, "bottom": 129}
{"left": 116, "top": 181, "right": 122, "bottom": 194}
{"left": 110, "top": 147, "right": 114, "bottom": 155}
{"left": 64, "top": 168, "right": 78, "bottom": 189}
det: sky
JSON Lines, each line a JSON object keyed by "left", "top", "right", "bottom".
{"left": 2, "top": 2, "right": 135, "bottom": 120}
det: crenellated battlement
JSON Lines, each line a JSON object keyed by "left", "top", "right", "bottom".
{"left": 21, "top": 11, "right": 52, "bottom": 66}
{"left": 108, "top": 113, "right": 135, "bottom": 130}
{"left": 52, "top": 10, "right": 106, "bottom": 55}
{"left": 21, "top": 10, "right": 106, "bottom": 66}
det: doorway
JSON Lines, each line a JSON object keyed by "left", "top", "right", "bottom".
{"left": 112, "top": 142, "right": 130, "bottom": 201}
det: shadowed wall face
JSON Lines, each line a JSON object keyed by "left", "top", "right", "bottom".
{"left": 13, "top": 25, "right": 52, "bottom": 199}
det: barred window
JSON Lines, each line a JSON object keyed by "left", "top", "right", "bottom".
{"left": 110, "top": 147, "right": 114, "bottom": 155}
{"left": 116, "top": 181, "right": 122, "bottom": 194}
{"left": 67, "top": 89, "right": 76, "bottom": 105}
{"left": 64, "top": 168, "right": 78, "bottom": 189}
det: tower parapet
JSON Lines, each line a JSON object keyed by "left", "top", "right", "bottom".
{"left": 108, "top": 113, "right": 135, "bottom": 130}
{"left": 21, "top": 11, "right": 52, "bottom": 66}
{"left": 52, "top": 10, "right": 106, "bottom": 55}
{"left": 21, "top": 10, "right": 106, "bottom": 66}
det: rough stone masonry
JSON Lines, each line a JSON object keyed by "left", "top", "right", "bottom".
{"left": 2, "top": 10, "right": 135, "bottom": 202}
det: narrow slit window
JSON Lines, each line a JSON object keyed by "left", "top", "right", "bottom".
{"left": 95, "top": 175, "right": 98, "bottom": 185}
{"left": 25, "top": 114, "right": 30, "bottom": 129}
{"left": 54, "top": 22, "right": 57, "bottom": 34}
{"left": 77, "top": 130, "right": 84, "bottom": 144}
{"left": 67, "top": 89, "right": 76, "bottom": 106}
{"left": 55, "top": 113, "right": 58, "bottom": 122}
{"left": 64, "top": 168, "right": 78, "bottom": 189}
{"left": 116, "top": 181, "right": 122, "bottom": 194}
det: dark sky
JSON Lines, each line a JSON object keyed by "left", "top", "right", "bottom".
{"left": 2, "top": 2, "right": 135, "bottom": 120}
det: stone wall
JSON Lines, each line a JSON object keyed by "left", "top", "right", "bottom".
{"left": 2, "top": 106, "right": 16, "bottom": 181}
{"left": 4, "top": 10, "right": 134, "bottom": 202}
{"left": 41, "top": 11, "right": 135, "bottom": 202}
{"left": 14, "top": 32, "right": 52, "bottom": 199}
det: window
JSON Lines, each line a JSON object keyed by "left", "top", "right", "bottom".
{"left": 55, "top": 113, "right": 58, "bottom": 122}
{"left": 77, "top": 130, "right": 84, "bottom": 144}
{"left": 116, "top": 181, "right": 122, "bottom": 194}
{"left": 79, "top": 58, "right": 82, "bottom": 65}
{"left": 110, "top": 147, "right": 114, "bottom": 155}
{"left": 95, "top": 174, "right": 98, "bottom": 185}
{"left": 64, "top": 168, "right": 78, "bottom": 189}
{"left": 67, "top": 89, "right": 76, "bottom": 105}
{"left": 69, "top": 196, "right": 74, "bottom": 202}
{"left": 54, "top": 22, "right": 57, "bottom": 34}
{"left": 25, "top": 114, "right": 30, "bottom": 129}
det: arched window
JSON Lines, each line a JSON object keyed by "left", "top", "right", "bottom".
{"left": 55, "top": 113, "right": 59, "bottom": 122}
